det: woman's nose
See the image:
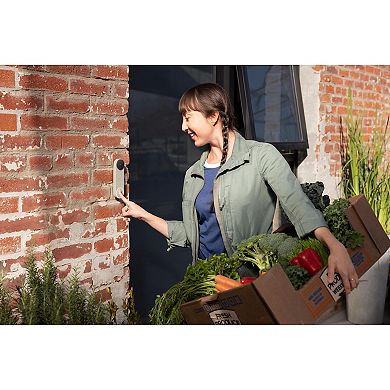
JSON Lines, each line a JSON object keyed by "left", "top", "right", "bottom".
{"left": 181, "top": 118, "right": 187, "bottom": 132}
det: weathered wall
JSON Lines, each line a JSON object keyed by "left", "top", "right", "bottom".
{"left": 298, "top": 65, "right": 390, "bottom": 200}
{"left": 0, "top": 65, "right": 130, "bottom": 311}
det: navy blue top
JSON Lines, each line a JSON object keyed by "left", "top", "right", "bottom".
{"left": 195, "top": 165, "right": 226, "bottom": 259}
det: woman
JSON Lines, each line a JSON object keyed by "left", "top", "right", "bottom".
{"left": 119, "top": 83, "right": 358, "bottom": 293}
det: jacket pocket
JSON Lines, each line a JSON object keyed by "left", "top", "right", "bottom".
{"left": 182, "top": 200, "right": 193, "bottom": 243}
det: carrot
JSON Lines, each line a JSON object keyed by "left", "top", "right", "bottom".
{"left": 215, "top": 275, "right": 240, "bottom": 291}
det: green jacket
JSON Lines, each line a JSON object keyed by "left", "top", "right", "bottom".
{"left": 166, "top": 130, "right": 327, "bottom": 264}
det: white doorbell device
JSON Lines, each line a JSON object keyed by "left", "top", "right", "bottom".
{"left": 113, "top": 159, "right": 126, "bottom": 199}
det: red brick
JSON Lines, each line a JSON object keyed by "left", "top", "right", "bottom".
{"left": 96, "top": 151, "right": 112, "bottom": 166}
{"left": 28, "top": 154, "right": 52, "bottom": 171}
{"left": 0, "top": 134, "right": 41, "bottom": 151}
{"left": 94, "top": 203, "right": 122, "bottom": 220}
{"left": 92, "top": 169, "right": 112, "bottom": 185}
{"left": 92, "top": 134, "right": 127, "bottom": 148}
{"left": 331, "top": 75, "right": 343, "bottom": 85}
{"left": 0, "top": 69, "right": 15, "bottom": 88}
{"left": 0, "top": 236, "right": 21, "bottom": 255}
{"left": 91, "top": 100, "right": 128, "bottom": 116}
{"left": 94, "top": 238, "right": 115, "bottom": 253}
{"left": 46, "top": 172, "right": 89, "bottom": 189}
{"left": 46, "top": 95, "right": 90, "bottom": 114}
{"left": 75, "top": 152, "right": 94, "bottom": 168}
{"left": 58, "top": 264, "right": 72, "bottom": 279}
{"left": 0, "top": 197, "right": 19, "bottom": 214}
{"left": 70, "top": 116, "right": 109, "bottom": 130}
{"left": 338, "top": 68, "right": 349, "bottom": 78}
{"left": 45, "top": 65, "right": 90, "bottom": 76}
{"left": 95, "top": 287, "right": 112, "bottom": 302}
{"left": 0, "top": 92, "right": 44, "bottom": 110}
{"left": 53, "top": 153, "right": 73, "bottom": 169}
{"left": 337, "top": 106, "right": 348, "bottom": 115}
{"left": 27, "top": 229, "right": 70, "bottom": 247}
{"left": 53, "top": 243, "right": 92, "bottom": 261}
{"left": 325, "top": 85, "right": 334, "bottom": 94}
{"left": 112, "top": 151, "right": 130, "bottom": 165}
{"left": 69, "top": 79, "right": 109, "bottom": 96}
{"left": 365, "top": 66, "right": 381, "bottom": 75}
{"left": 112, "top": 82, "right": 129, "bottom": 98}
{"left": 51, "top": 208, "right": 90, "bottom": 225}
{"left": 91, "top": 66, "right": 128, "bottom": 80}
{"left": 320, "top": 94, "right": 331, "bottom": 103}
{"left": 19, "top": 73, "right": 67, "bottom": 92}
{"left": 115, "top": 233, "right": 128, "bottom": 248}
{"left": 98, "top": 261, "right": 110, "bottom": 270}
{"left": 0, "top": 155, "right": 27, "bottom": 172}
{"left": 0, "top": 214, "right": 48, "bottom": 234}
{"left": 0, "top": 177, "right": 44, "bottom": 192}
{"left": 82, "top": 221, "right": 109, "bottom": 238}
{"left": 70, "top": 187, "right": 110, "bottom": 204}
{"left": 113, "top": 248, "right": 129, "bottom": 265}
{"left": 111, "top": 117, "right": 128, "bottom": 132}
{"left": 116, "top": 218, "right": 128, "bottom": 232}
{"left": 21, "top": 114, "right": 68, "bottom": 130}
{"left": 0, "top": 113, "right": 17, "bottom": 131}
{"left": 22, "top": 193, "right": 67, "bottom": 212}
{"left": 84, "top": 260, "right": 92, "bottom": 273}
{"left": 17, "top": 65, "right": 46, "bottom": 72}
{"left": 324, "top": 143, "right": 334, "bottom": 153}
{"left": 44, "top": 135, "right": 89, "bottom": 150}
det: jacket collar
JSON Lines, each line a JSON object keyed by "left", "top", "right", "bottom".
{"left": 190, "top": 130, "right": 251, "bottom": 178}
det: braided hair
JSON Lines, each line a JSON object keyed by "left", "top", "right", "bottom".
{"left": 179, "top": 83, "right": 236, "bottom": 166}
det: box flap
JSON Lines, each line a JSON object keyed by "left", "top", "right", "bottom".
{"left": 348, "top": 195, "right": 390, "bottom": 255}
{"left": 253, "top": 264, "right": 315, "bottom": 324}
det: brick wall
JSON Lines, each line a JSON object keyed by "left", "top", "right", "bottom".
{"left": 0, "top": 65, "right": 130, "bottom": 309}
{"left": 299, "top": 65, "right": 390, "bottom": 200}
{"left": 315, "top": 65, "right": 390, "bottom": 175}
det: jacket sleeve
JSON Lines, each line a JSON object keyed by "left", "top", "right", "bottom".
{"left": 165, "top": 220, "right": 190, "bottom": 252}
{"left": 258, "top": 143, "right": 328, "bottom": 238}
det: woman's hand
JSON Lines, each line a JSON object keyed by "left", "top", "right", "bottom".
{"left": 314, "top": 227, "right": 358, "bottom": 294}
{"left": 117, "top": 190, "right": 148, "bottom": 220}
{"left": 326, "top": 241, "right": 359, "bottom": 294}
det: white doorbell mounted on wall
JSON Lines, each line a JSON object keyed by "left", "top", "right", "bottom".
{"left": 113, "top": 159, "right": 129, "bottom": 201}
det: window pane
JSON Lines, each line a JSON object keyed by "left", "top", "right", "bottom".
{"left": 246, "top": 65, "right": 303, "bottom": 143}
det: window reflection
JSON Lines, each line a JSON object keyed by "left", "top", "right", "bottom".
{"left": 246, "top": 65, "right": 303, "bottom": 143}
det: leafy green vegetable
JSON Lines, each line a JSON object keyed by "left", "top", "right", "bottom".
{"left": 281, "top": 182, "right": 330, "bottom": 224}
{"left": 150, "top": 253, "right": 242, "bottom": 325}
{"left": 284, "top": 265, "right": 310, "bottom": 290}
{"left": 323, "top": 198, "right": 364, "bottom": 249}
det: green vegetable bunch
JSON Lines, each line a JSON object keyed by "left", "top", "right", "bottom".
{"left": 150, "top": 253, "right": 242, "bottom": 325}
{"left": 281, "top": 182, "right": 330, "bottom": 224}
{"left": 323, "top": 198, "right": 364, "bottom": 249}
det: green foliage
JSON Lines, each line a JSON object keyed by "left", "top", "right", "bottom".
{"left": 284, "top": 265, "right": 310, "bottom": 290}
{"left": 0, "top": 273, "right": 17, "bottom": 325}
{"left": 323, "top": 198, "right": 364, "bottom": 249}
{"left": 150, "top": 253, "right": 242, "bottom": 325}
{"left": 281, "top": 182, "right": 330, "bottom": 224}
{"left": 339, "top": 90, "right": 390, "bottom": 233}
{"left": 122, "top": 287, "right": 140, "bottom": 325}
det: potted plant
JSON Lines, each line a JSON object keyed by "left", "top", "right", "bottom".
{"left": 339, "top": 89, "right": 390, "bottom": 324}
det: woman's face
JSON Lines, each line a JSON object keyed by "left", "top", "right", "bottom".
{"left": 181, "top": 110, "right": 218, "bottom": 147}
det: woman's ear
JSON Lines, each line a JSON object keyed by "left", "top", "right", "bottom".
{"left": 208, "top": 112, "right": 220, "bottom": 126}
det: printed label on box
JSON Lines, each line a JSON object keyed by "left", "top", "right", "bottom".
{"left": 209, "top": 310, "right": 241, "bottom": 325}
{"left": 320, "top": 269, "right": 345, "bottom": 301}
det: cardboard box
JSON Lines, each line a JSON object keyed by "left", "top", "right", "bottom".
{"left": 180, "top": 195, "right": 390, "bottom": 324}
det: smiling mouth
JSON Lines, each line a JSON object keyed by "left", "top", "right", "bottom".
{"left": 188, "top": 131, "right": 196, "bottom": 138}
